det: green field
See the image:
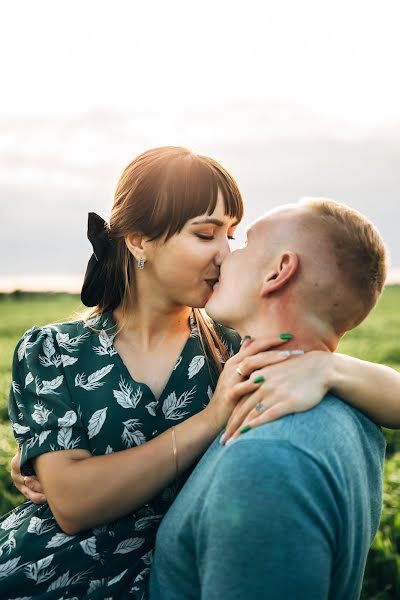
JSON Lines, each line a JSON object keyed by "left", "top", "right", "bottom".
{"left": 0, "top": 289, "right": 400, "bottom": 598}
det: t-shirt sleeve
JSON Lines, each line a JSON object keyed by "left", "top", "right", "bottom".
{"left": 8, "top": 326, "right": 91, "bottom": 476}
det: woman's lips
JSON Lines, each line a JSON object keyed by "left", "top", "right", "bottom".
{"left": 205, "top": 278, "right": 219, "bottom": 290}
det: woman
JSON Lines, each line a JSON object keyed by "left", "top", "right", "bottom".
{"left": 1, "top": 147, "right": 400, "bottom": 599}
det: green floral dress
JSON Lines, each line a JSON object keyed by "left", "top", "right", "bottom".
{"left": 0, "top": 311, "right": 240, "bottom": 600}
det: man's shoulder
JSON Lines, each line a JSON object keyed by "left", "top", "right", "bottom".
{"left": 230, "top": 394, "right": 385, "bottom": 469}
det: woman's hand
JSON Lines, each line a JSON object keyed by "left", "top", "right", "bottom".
{"left": 221, "top": 350, "right": 333, "bottom": 444}
{"left": 203, "top": 335, "right": 293, "bottom": 434}
{"left": 10, "top": 447, "right": 47, "bottom": 504}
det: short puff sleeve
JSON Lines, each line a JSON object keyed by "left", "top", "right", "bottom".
{"left": 8, "top": 326, "right": 91, "bottom": 476}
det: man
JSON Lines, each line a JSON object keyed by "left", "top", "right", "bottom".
{"left": 149, "top": 198, "right": 387, "bottom": 600}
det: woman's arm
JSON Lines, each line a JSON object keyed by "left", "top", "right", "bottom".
{"left": 31, "top": 336, "right": 290, "bottom": 534}
{"left": 34, "top": 409, "right": 219, "bottom": 535}
{"left": 221, "top": 351, "right": 400, "bottom": 444}
{"left": 329, "top": 353, "right": 400, "bottom": 428}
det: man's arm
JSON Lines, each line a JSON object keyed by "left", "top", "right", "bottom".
{"left": 196, "top": 439, "right": 339, "bottom": 600}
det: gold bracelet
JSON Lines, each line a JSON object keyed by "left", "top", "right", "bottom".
{"left": 171, "top": 426, "right": 178, "bottom": 479}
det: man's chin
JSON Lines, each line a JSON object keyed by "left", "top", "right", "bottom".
{"left": 204, "top": 299, "right": 232, "bottom": 328}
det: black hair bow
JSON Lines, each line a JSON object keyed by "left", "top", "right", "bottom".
{"left": 81, "top": 213, "right": 113, "bottom": 307}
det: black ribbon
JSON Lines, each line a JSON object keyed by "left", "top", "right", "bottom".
{"left": 81, "top": 213, "right": 113, "bottom": 307}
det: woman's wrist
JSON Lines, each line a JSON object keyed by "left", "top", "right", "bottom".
{"left": 326, "top": 351, "right": 348, "bottom": 396}
{"left": 200, "top": 405, "right": 225, "bottom": 438}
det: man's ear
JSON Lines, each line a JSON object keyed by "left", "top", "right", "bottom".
{"left": 125, "top": 233, "right": 147, "bottom": 262}
{"left": 260, "top": 251, "right": 299, "bottom": 297}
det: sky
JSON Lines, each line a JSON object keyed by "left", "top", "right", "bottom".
{"left": 1, "top": 0, "right": 400, "bottom": 290}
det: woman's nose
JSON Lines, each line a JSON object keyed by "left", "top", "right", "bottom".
{"left": 214, "top": 238, "right": 231, "bottom": 266}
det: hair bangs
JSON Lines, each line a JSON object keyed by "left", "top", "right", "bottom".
{"left": 146, "top": 153, "right": 243, "bottom": 241}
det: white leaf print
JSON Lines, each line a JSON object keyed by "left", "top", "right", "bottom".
{"left": 26, "top": 435, "right": 39, "bottom": 450}
{"left": 88, "top": 579, "right": 106, "bottom": 593}
{"left": 61, "top": 354, "right": 78, "bottom": 367}
{"left": 162, "top": 386, "right": 196, "bottom": 420}
{"left": 1, "top": 507, "right": 32, "bottom": 530}
{"left": 207, "top": 385, "right": 213, "bottom": 400}
{"left": 121, "top": 420, "right": 146, "bottom": 448}
{"left": 141, "top": 550, "right": 154, "bottom": 565}
{"left": 115, "top": 537, "right": 145, "bottom": 554}
{"left": 84, "top": 314, "right": 101, "bottom": 328}
{"left": 56, "top": 332, "right": 70, "bottom": 345}
{"left": 25, "top": 554, "right": 56, "bottom": 583}
{"left": 57, "top": 427, "right": 72, "bottom": 449}
{"left": 188, "top": 355, "right": 205, "bottom": 379}
{"left": 145, "top": 401, "right": 158, "bottom": 416}
{"left": 105, "top": 445, "right": 113, "bottom": 454}
{"left": 133, "top": 566, "right": 151, "bottom": 583}
{"left": 80, "top": 536, "right": 99, "bottom": 559}
{"left": 32, "top": 401, "right": 52, "bottom": 425}
{"left": 47, "top": 571, "right": 71, "bottom": 591}
{"left": 216, "top": 349, "right": 225, "bottom": 364}
{"left": 39, "top": 353, "right": 61, "bottom": 368}
{"left": 38, "top": 554, "right": 55, "bottom": 571}
{"left": 107, "top": 569, "right": 128, "bottom": 586}
{"left": 12, "top": 423, "right": 30, "bottom": 435}
{"left": 42, "top": 336, "right": 55, "bottom": 359}
{"left": 134, "top": 515, "right": 163, "bottom": 530}
{"left": 25, "top": 372, "right": 34, "bottom": 387}
{"left": 74, "top": 364, "right": 114, "bottom": 391}
{"left": 0, "top": 557, "right": 21, "bottom": 578}
{"left": 18, "top": 335, "right": 32, "bottom": 361}
{"left": 38, "top": 430, "right": 51, "bottom": 446}
{"left": 37, "top": 375, "right": 64, "bottom": 395}
{"left": 46, "top": 532, "right": 75, "bottom": 548}
{"left": 88, "top": 407, "right": 108, "bottom": 439}
{"left": 12, "top": 381, "right": 20, "bottom": 396}
{"left": 0, "top": 531, "right": 16, "bottom": 557}
{"left": 113, "top": 378, "right": 142, "bottom": 409}
{"left": 27, "top": 516, "right": 54, "bottom": 535}
{"left": 58, "top": 410, "right": 77, "bottom": 427}
{"left": 92, "top": 330, "right": 117, "bottom": 356}
{"left": 56, "top": 331, "right": 90, "bottom": 352}
{"left": 173, "top": 355, "right": 183, "bottom": 370}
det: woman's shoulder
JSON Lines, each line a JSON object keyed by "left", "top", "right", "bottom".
{"left": 14, "top": 312, "right": 113, "bottom": 363}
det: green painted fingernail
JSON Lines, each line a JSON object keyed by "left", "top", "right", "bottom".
{"left": 240, "top": 425, "right": 252, "bottom": 435}
{"left": 280, "top": 333, "right": 293, "bottom": 340}
{"left": 253, "top": 376, "right": 265, "bottom": 384}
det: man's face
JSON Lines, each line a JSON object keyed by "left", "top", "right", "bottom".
{"left": 205, "top": 217, "right": 270, "bottom": 328}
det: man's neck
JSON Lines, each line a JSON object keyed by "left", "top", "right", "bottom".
{"left": 234, "top": 305, "right": 337, "bottom": 352}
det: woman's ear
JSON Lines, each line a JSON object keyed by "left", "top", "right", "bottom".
{"left": 260, "top": 251, "right": 299, "bottom": 297}
{"left": 125, "top": 233, "right": 147, "bottom": 262}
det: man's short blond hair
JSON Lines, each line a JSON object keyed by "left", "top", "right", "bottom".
{"left": 298, "top": 197, "right": 388, "bottom": 328}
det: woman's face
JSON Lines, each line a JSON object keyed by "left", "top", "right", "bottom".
{"left": 143, "top": 191, "right": 239, "bottom": 309}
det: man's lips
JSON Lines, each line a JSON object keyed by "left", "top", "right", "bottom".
{"left": 205, "top": 277, "right": 219, "bottom": 289}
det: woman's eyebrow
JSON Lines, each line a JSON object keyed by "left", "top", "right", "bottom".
{"left": 192, "top": 218, "right": 239, "bottom": 226}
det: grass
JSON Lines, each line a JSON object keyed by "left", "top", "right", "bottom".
{"left": 0, "top": 288, "right": 400, "bottom": 597}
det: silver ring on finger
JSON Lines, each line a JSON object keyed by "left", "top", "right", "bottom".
{"left": 255, "top": 402, "right": 267, "bottom": 413}
{"left": 236, "top": 367, "right": 245, "bottom": 377}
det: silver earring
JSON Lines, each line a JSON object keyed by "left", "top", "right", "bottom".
{"left": 137, "top": 257, "right": 145, "bottom": 269}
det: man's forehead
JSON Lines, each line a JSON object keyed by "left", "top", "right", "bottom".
{"left": 246, "top": 205, "right": 300, "bottom": 237}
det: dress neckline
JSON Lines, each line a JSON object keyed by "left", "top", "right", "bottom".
{"left": 95, "top": 310, "right": 198, "bottom": 402}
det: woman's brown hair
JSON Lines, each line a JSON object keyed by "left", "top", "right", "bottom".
{"left": 88, "top": 146, "right": 244, "bottom": 376}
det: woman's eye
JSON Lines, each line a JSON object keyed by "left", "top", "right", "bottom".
{"left": 197, "top": 234, "right": 214, "bottom": 240}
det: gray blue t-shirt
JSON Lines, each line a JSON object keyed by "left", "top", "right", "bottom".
{"left": 150, "top": 395, "right": 385, "bottom": 600}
